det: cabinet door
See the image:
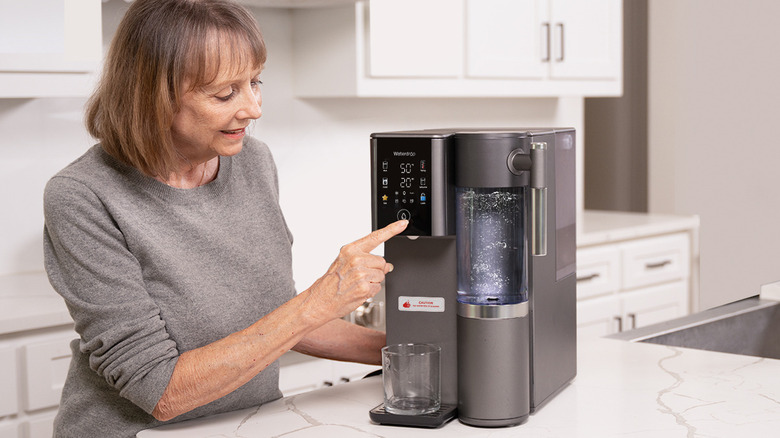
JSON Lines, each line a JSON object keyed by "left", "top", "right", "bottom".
{"left": 279, "top": 358, "right": 332, "bottom": 396}
{"left": 22, "top": 337, "right": 73, "bottom": 411}
{"left": 621, "top": 233, "right": 690, "bottom": 291}
{"left": 0, "top": 346, "right": 18, "bottom": 417}
{"left": 0, "top": 0, "right": 101, "bottom": 72}
{"left": 549, "top": 0, "right": 621, "bottom": 79}
{"left": 331, "top": 361, "right": 380, "bottom": 385}
{"left": 0, "top": 423, "right": 19, "bottom": 438}
{"left": 577, "top": 295, "right": 621, "bottom": 339}
{"left": 24, "top": 413, "right": 56, "bottom": 438}
{"left": 621, "top": 282, "right": 689, "bottom": 331}
{"left": 368, "top": 0, "right": 463, "bottom": 78}
{"left": 576, "top": 245, "right": 620, "bottom": 300}
{"left": 465, "top": 0, "right": 548, "bottom": 79}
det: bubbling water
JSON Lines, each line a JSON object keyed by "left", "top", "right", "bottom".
{"left": 456, "top": 187, "right": 528, "bottom": 305}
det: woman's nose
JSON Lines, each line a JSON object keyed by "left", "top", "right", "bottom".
{"left": 237, "top": 87, "right": 262, "bottom": 120}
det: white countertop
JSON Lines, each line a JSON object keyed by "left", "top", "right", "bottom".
{"left": 0, "top": 271, "right": 72, "bottom": 335}
{"left": 138, "top": 336, "right": 780, "bottom": 438}
{"left": 578, "top": 210, "right": 699, "bottom": 247}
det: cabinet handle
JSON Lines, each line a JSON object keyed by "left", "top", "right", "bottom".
{"left": 614, "top": 316, "right": 623, "bottom": 332}
{"left": 542, "top": 22, "right": 551, "bottom": 62}
{"left": 556, "top": 23, "right": 565, "bottom": 62}
{"left": 645, "top": 260, "right": 672, "bottom": 270}
{"left": 628, "top": 313, "right": 637, "bottom": 330}
{"left": 576, "top": 273, "right": 600, "bottom": 283}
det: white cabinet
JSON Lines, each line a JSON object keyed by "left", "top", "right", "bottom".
{"left": 547, "top": 0, "right": 622, "bottom": 80}
{"left": 0, "top": 424, "right": 19, "bottom": 438}
{"left": 0, "top": 346, "right": 18, "bottom": 417}
{"left": 0, "top": 328, "right": 75, "bottom": 438}
{"left": 576, "top": 211, "right": 700, "bottom": 340}
{"left": 0, "top": 0, "right": 102, "bottom": 98}
{"left": 22, "top": 338, "right": 73, "bottom": 411}
{"left": 279, "top": 352, "right": 379, "bottom": 397}
{"left": 293, "top": 0, "right": 622, "bottom": 97}
{"left": 465, "top": 0, "right": 621, "bottom": 81}
{"left": 368, "top": 0, "right": 462, "bottom": 78}
{"left": 465, "top": 0, "right": 546, "bottom": 79}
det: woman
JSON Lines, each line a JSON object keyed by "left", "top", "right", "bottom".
{"left": 43, "top": 0, "right": 407, "bottom": 436}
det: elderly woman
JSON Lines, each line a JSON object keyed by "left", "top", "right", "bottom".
{"left": 43, "top": 0, "right": 406, "bottom": 436}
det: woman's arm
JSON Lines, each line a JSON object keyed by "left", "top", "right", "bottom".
{"left": 293, "top": 318, "right": 386, "bottom": 365}
{"left": 151, "top": 220, "right": 406, "bottom": 421}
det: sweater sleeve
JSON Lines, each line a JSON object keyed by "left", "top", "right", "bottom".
{"left": 43, "top": 175, "right": 179, "bottom": 415}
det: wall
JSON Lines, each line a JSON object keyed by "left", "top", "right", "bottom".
{"left": 0, "top": 4, "right": 584, "bottom": 292}
{"left": 584, "top": 0, "right": 648, "bottom": 213}
{"left": 648, "top": 0, "right": 780, "bottom": 309}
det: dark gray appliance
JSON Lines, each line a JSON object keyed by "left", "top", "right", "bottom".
{"left": 370, "top": 128, "right": 577, "bottom": 427}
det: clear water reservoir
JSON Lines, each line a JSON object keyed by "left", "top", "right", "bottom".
{"left": 456, "top": 187, "right": 528, "bottom": 306}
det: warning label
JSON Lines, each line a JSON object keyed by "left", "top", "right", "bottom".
{"left": 398, "top": 296, "right": 445, "bottom": 313}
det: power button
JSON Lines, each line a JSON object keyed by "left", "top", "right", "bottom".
{"left": 397, "top": 209, "right": 411, "bottom": 221}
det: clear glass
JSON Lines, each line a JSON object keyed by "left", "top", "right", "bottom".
{"left": 456, "top": 187, "right": 528, "bottom": 305}
{"left": 382, "top": 343, "right": 441, "bottom": 415}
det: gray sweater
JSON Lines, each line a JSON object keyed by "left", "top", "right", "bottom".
{"left": 43, "top": 137, "right": 296, "bottom": 437}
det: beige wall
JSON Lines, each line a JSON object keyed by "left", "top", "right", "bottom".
{"left": 648, "top": 0, "right": 780, "bottom": 309}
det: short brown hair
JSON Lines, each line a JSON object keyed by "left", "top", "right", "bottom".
{"left": 86, "top": 0, "right": 267, "bottom": 178}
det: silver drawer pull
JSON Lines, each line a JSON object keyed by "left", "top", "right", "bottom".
{"left": 645, "top": 260, "right": 672, "bottom": 270}
{"left": 614, "top": 316, "right": 623, "bottom": 332}
{"left": 576, "top": 273, "right": 600, "bottom": 283}
{"left": 628, "top": 313, "right": 637, "bottom": 330}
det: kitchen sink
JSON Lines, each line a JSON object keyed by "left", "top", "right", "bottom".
{"left": 609, "top": 296, "right": 780, "bottom": 359}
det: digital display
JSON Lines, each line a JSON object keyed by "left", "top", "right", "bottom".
{"left": 374, "top": 138, "right": 433, "bottom": 236}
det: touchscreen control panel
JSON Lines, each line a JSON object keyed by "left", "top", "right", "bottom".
{"left": 373, "top": 138, "right": 433, "bottom": 236}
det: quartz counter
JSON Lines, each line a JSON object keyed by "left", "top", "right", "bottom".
{"left": 138, "top": 336, "right": 780, "bottom": 437}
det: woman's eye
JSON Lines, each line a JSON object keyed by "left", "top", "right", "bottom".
{"left": 216, "top": 88, "right": 235, "bottom": 101}
{"left": 251, "top": 78, "right": 263, "bottom": 88}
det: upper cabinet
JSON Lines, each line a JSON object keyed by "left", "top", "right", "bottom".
{"left": 293, "top": 0, "right": 622, "bottom": 97}
{"left": 0, "top": 0, "right": 102, "bottom": 98}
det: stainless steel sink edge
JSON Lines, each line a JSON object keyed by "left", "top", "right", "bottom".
{"left": 607, "top": 296, "right": 779, "bottom": 343}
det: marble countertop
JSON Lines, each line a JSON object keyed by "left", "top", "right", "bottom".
{"left": 0, "top": 271, "right": 72, "bottom": 335}
{"left": 138, "top": 336, "right": 780, "bottom": 437}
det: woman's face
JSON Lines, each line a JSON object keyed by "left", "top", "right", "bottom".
{"left": 170, "top": 62, "right": 263, "bottom": 165}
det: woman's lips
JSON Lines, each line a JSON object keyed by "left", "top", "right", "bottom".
{"left": 221, "top": 128, "right": 246, "bottom": 139}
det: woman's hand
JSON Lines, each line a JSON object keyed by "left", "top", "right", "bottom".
{"left": 153, "top": 220, "right": 408, "bottom": 421}
{"left": 303, "top": 220, "right": 408, "bottom": 325}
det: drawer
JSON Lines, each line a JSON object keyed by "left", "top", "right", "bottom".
{"left": 621, "top": 281, "right": 689, "bottom": 330}
{"left": 22, "top": 337, "right": 73, "bottom": 411}
{"left": 279, "top": 357, "right": 332, "bottom": 396}
{"left": 576, "top": 295, "right": 622, "bottom": 339}
{"left": 0, "top": 423, "right": 19, "bottom": 438}
{"left": 331, "top": 361, "right": 380, "bottom": 384}
{"left": 24, "top": 412, "right": 56, "bottom": 438}
{"left": 0, "top": 346, "right": 18, "bottom": 417}
{"left": 621, "top": 233, "right": 690, "bottom": 290}
{"left": 576, "top": 245, "right": 620, "bottom": 299}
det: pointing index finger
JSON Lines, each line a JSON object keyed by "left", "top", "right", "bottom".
{"left": 356, "top": 220, "right": 409, "bottom": 252}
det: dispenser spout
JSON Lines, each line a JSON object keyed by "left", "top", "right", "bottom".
{"left": 530, "top": 143, "right": 547, "bottom": 256}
